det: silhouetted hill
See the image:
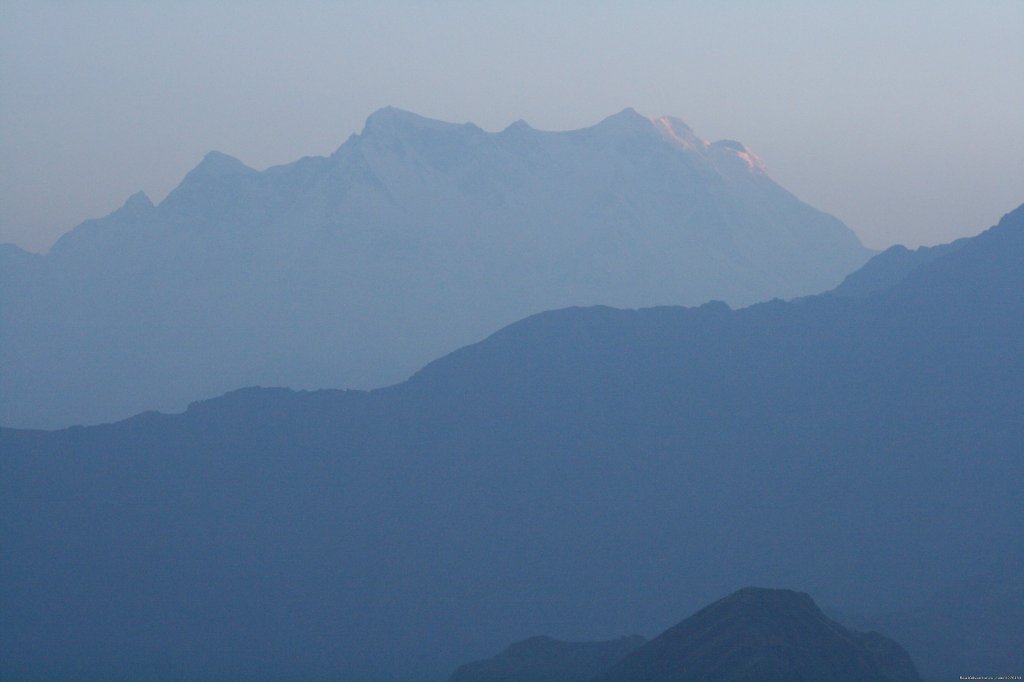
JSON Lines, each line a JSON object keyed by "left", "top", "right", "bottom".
{"left": 1, "top": 205, "right": 1020, "bottom": 679}
{"left": 449, "top": 635, "right": 644, "bottom": 682}
{"left": 600, "top": 588, "right": 921, "bottom": 682}
{"left": 0, "top": 107, "right": 871, "bottom": 428}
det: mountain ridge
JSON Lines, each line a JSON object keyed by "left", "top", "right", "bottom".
{"left": 599, "top": 587, "right": 921, "bottom": 682}
{"left": 1, "top": 107, "right": 872, "bottom": 428}
{"left": 449, "top": 588, "right": 921, "bottom": 682}
{"left": 2, "top": 205, "right": 1019, "bottom": 679}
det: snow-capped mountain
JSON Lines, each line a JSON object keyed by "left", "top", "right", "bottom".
{"left": 0, "top": 107, "right": 871, "bottom": 427}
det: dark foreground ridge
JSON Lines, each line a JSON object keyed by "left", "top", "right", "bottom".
{"left": 449, "top": 588, "right": 922, "bottom": 682}
{"left": 600, "top": 587, "right": 921, "bottom": 682}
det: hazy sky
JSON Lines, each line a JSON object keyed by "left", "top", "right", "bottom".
{"left": 2, "top": 1, "right": 1022, "bottom": 252}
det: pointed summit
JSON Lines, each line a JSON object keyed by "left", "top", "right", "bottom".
{"left": 112, "top": 191, "right": 155, "bottom": 220}
{"left": 188, "top": 151, "right": 253, "bottom": 179}
{"left": 501, "top": 119, "right": 533, "bottom": 133}
{"left": 165, "top": 151, "right": 255, "bottom": 199}
{"left": 591, "top": 107, "right": 655, "bottom": 134}
{"left": 601, "top": 587, "right": 922, "bottom": 682}
{"left": 158, "top": 151, "right": 256, "bottom": 217}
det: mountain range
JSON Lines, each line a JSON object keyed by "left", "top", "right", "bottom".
{"left": 452, "top": 588, "right": 922, "bottom": 682}
{"left": 0, "top": 107, "right": 871, "bottom": 428}
{"left": 2, "top": 204, "right": 1020, "bottom": 678}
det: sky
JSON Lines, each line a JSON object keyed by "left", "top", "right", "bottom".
{"left": 1, "top": 1, "right": 1022, "bottom": 252}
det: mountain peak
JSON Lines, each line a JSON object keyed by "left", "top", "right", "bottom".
{"left": 364, "top": 105, "right": 422, "bottom": 127}
{"left": 188, "top": 151, "right": 253, "bottom": 179}
{"left": 601, "top": 587, "right": 922, "bottom": 681}
{"left": 122, "top": 191, "right": 153, "bottom": 210}
{"left": 501, "top": 119, "right": 533, "bottom": 133}
{"left": 362, "top": 106, "right": 478, "bottom": 137}
{"left": 156, "top": 152, "right": 256, "bottom": 216}
{"left": 592, "top": 107, "right": 655, "bottom": 134}
{"left": 109, "top": 190, "right": 155, "bottom": 221}
{"left": 719, "top": 585, "right": 818, "bottom": 611}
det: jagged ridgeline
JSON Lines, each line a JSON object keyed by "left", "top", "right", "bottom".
{"left": 0, "top": 108, "right": 871, "bottom": 428}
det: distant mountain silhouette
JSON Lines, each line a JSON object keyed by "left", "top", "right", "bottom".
{"left": 1, "top": 206, "right": 1020, "bottom": 679}
{"left": 0, "top": 107, "right": 871, "bottom": 428}
{"left": 451, "top": 589, "right": 920, "bottom": 682}
{"left": 600, "top": 588, "right": 921, "bottom": 682}
{"left": 449, "top": 635, "right": 645, "bottom": 682}
{"left": 829, "top": 238, "right": 967, "bottom": 298}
